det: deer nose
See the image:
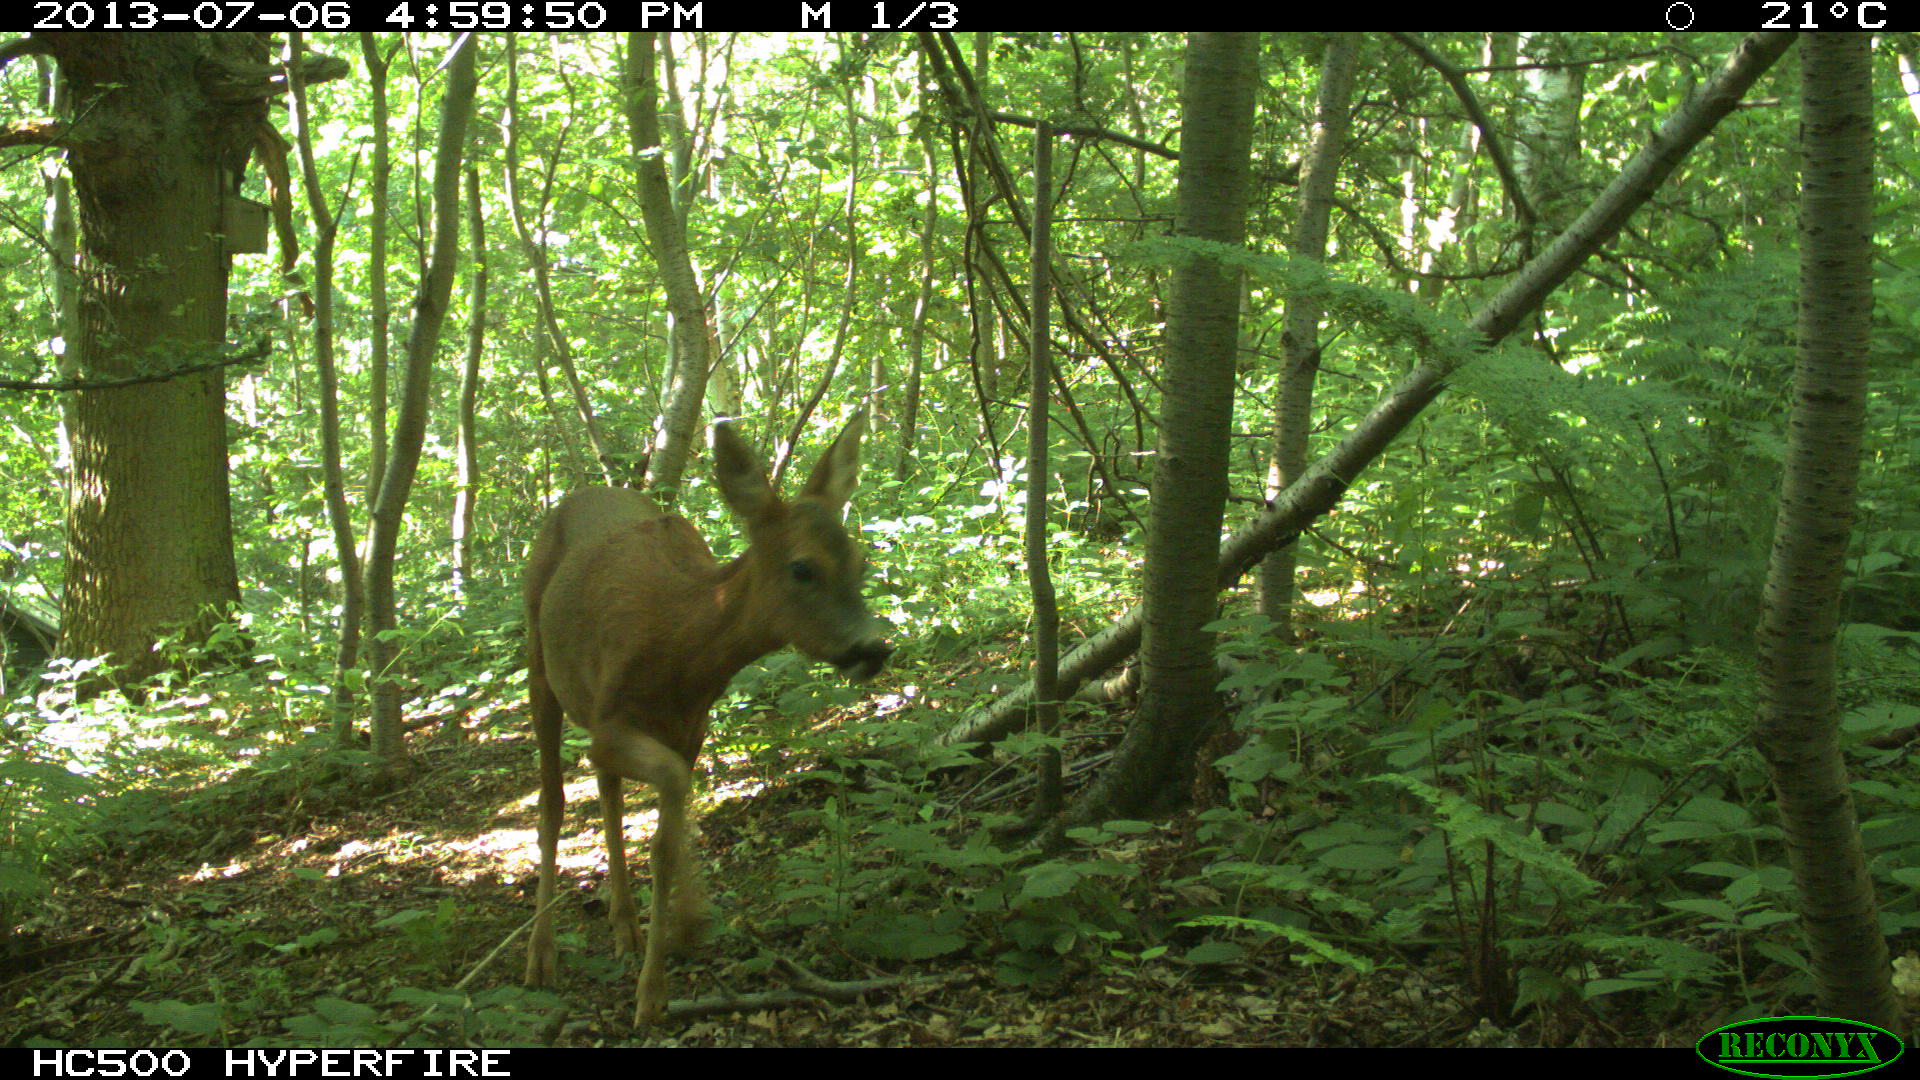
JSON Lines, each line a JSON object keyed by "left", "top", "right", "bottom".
{"left": 834, "top": 640, "right": 892, "bottom": 680}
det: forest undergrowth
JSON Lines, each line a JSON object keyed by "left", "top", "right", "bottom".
{"left": 6, "top": 547, "right": 1912, "bottom": 1048}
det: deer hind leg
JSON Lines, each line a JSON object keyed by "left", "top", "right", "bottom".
{"left": 667, "top": 818, "right": 711, "bottom": 951}
{"left": 595, "top": 771, "right": 642, "bottom": 955}
{"left": 523, "top": 654, "right": 565, "bottom": 988}
{"left": 590, "top": 724, "right": 699, "bottom": 1025}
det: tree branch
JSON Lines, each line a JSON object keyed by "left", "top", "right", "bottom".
{"left": 0, "top": 36, "right": 52, "bottom": 71}
{"left": 0, "top": 117, "right": 64, "bottom": 149}
{"left": 0, "top": 340, "right": 270, "bottom": 393}
{"left": 1391, "top": 32, "right": 1538, "bottom": 228}
{"left": 201, "top": 53, "right": 350, "bottom": 102}
{"left": 981, "top": 109, "right": 1178, "bottom": 160}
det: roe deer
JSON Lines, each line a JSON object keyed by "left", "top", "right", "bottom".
{"left": 522, "top": 413, "right": 892, "bottom": 1024}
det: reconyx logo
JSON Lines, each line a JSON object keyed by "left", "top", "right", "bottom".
{"left": 1697, "top": 1016, "right": 1905, "bottom": 1078}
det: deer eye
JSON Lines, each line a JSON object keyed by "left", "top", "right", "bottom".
{"left": 789, "top": 560, "right": 817, "bottom": 584}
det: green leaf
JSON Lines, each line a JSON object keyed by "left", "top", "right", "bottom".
{"left": 1184, "top": 939, "right": 1244, "bottom": 964}
{"left": 1017, "top": 862, "right": 1083, "bottom": 903}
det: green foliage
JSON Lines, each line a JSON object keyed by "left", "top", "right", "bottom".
{"left": 0, "top": 754, "right": 95, "bottom": 927}
{"left": 377, "top": 899, "right": 467, "bottom": 976}
{"left": 128, "top": 986, "right": 564, "bottom": 1048}
{"left": 1173, "top": 573, "right": 1920, "bottom": 1026}
{"left": 1140, "top": 237, "right": 1495, "bottom": 376}
{"left": 1366, "top": 773, "right": 1597, "bottom": 896}
{"left": 758, "top": 743, "right": 1007, "bottom": 963}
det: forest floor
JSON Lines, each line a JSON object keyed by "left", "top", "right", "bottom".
{"left": 2, "top": 707, "right": 1711, "bottom": 1048}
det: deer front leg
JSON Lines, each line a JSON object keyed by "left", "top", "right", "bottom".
{"left": 637, "top": 757, "right": 691, "bottom": 1025}
{"left": 591, "top": 724, "right": 694, "bottom": 1025}
{"left": 524, "top": 666, "right": 565, "bottom": 988}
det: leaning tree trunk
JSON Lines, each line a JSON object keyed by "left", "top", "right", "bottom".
{"left": 1065, "top": 32, "right": 1258, "bottom": 823}
{"left": 1752, "top": 32, "right": 1898, "bottom": 1032}
{"left": 945, "top": 32, "right": 1796, "bottom": 754}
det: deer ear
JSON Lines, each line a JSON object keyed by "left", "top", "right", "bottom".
{"left": 712, "top": 420, "right": 776, "bottom": 522}
{"left": 801, "top": 411, "right": 867, "bottom": 511}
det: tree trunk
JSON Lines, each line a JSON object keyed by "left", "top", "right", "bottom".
{"left": 38, "top": 56, "right": 79, "bottom": 483}
{"left": 1258, "top": 34, "right": 1358, "bottom": 634}
{"left": 363, "top": 35, "right": 478, "bottom": 774}
{"left": 452, "top": 163, "right": 488, "bottom": 599}
{"left": 289, "top": 31, "right": 364, "bottom": 746}
{"left": 1513, "top": 32, "right": 1584, "bottom": 231}
{"left": 896, "top": 117, "right": 938, "bottom": 483}
{"left": 46, "top": 34, "right": 273, "bottom": 686}
{"left": 1753, "top": 32, "right": 1898, "bottom": 1031}
{"left": 529, "top": 333, "right": 587, "bottom": 483}
{"left": 1026, "top": 121, "right": 1062, "bottom": 820}
{"left": 961, "top": 33, "right": 1003, "bottom": 473}
{"left": 1065, "top": 32, "right": 1257, "bottom": 823}
{"left": 772, "top": 70, "right": 863, "bottom": 486}
{"left": 360, "top": 33, "right": 392, "bottom": 511}
{"left": 504, "top": 36, "right": 617, "bottom": 487}
{"left": 624, "top": 31, "right": 715, "bottom": 498}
